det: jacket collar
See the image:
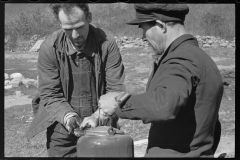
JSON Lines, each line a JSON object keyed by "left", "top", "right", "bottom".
{"left": 165, "top": 34, "right": 198, "bottom": 54}
{"left": 156, "top": 34, "right": 198, "bottom": 63}
{"left": 54, "top": 24, "right": 103, "bottom": 57}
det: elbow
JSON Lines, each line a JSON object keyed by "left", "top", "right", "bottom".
{"left": 153, "top": 106, "right": 177, "bottom": 122}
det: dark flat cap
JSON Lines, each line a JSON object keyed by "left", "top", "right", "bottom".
{"left": 127, "top": 4, "right": 189, "bottom": 25}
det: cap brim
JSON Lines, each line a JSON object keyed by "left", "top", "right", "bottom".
{"left": 127, "top": 19, "right": 157, "bottom": 25}
{"left": 126, "top": 19, "right": 143, "bottom": 25}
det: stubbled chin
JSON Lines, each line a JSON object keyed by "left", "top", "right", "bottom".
{"left": 74, "top": 42, "right": 83, "bottom": 47}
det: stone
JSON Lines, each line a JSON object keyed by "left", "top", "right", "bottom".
{"left": 5, "top": 80, "right": 10, "bottom": 86}
{"left": 29, "top": 39, "right": 44, "bottom": 52}
{"left": 195, "top": 35, "right": 200, "bottom": 39}
{"left": 124, "top": 44, "right": 134, "bottom": 48}
{"left": 208, "top": 40, "right": 213, "bottom": 44}
{"left": 203, "top": 44, "right": 211, "bottom": 48}
{"left": 5, "top": 73, "right": 9, "bottom": 80}
{"left": 22, "top": 78, "right": 37, "bottom": 88}
{"left": 15, "top": 91, "right": 23, "bottom": 96}
{"left": 202, "top": 41, "right": 207, "bottom": 44}
{"left": 220, "top": 43, "right": 228, "bottom": 47}
{"left": 9, "top": 73, "right": 24, "bottom": 80}
{"left": 5, "top": 85, "right": 13, "bottom": 90}
{"left": 10, "top": 78, "right": 22, "bottom": 87}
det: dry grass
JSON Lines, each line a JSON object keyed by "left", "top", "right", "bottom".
{"left": 5, "top": 104, "right": 48, "bottom": 157}
{"left": 5, "top": 4, "right": 235, "bottom": 51}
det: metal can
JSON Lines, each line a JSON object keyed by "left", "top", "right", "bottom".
{"left": 77, "top": 126, "right": 134, "bottom": 157}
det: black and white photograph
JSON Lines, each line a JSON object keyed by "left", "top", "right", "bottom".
{"left": 4, "top": 2, "right": 235, "bottom": 158}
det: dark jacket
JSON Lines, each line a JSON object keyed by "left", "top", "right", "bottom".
{"left": 116, "top": 34, "right": 223, "bottom": 157}
{"left": 26, "top": 24, "right": 125, "bottom": 141}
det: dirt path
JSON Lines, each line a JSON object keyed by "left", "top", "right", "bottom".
{"left": 4, "top": 95, "right": 32, "bottom": 109}
{"left": 133, "top": 135, "right": 235, "bottom": 157}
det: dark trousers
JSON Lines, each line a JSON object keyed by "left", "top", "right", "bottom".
{"left": 46, "top": 122, "right": 78, "bottom": 157}
{"left": 212, "top": 118, "right": 221, "bottom": 153}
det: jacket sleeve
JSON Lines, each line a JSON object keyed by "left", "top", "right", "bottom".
{"left": 115, "top": 57, "right": 200, "bottom": 124}
{"left": 105, "top": 39, "right": 125, "bottom": 92}
{"left": 37, "top": 41, "right": 74, "bottom": 124}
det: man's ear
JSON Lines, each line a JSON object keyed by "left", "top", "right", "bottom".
{"left": 87, "top": 12, "right": 92, "bottom": 23}
{"left": 156, "top": 20, "right": 167, "bottom": 33}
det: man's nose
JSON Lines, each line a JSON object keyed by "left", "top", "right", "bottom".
{"left": 72, "top": 30, "right": 79, "bottom": 39}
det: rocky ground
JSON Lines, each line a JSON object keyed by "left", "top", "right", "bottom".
{"left": 4, "top": 36, "right": 235, "bottom": 157}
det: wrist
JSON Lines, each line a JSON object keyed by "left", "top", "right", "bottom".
{"left": 64, "top": 112, "right": 78, "bottom": 126}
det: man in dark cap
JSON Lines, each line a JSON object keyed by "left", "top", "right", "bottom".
{"left": 25, "top": 3, "right": 125, "bottom": 157}
{"left": 96, "top": 4, "right": 223, "bottom": 157}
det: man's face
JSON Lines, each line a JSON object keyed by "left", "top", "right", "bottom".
{"left": 58, "top": 6, "right": 92, "bottom": 48}
{"left": 139, "top": 22, "right": 166, "bottom": 56}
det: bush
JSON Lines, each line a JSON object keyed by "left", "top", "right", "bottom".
{"left": 5, "top": 7, "right": 60, "bottom": 51}
{"left": 200, "top": 13, "right": 225, "bottom": 38}
{"left": 4, "top": 3, "right": 235, "bottom": 51}
{"left": 90, "top": 3, "right": 142, "bottom": 38}
{"left": 185, "top": 4, "right": 235, "bottom": 40}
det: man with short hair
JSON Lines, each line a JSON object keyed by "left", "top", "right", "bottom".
{"left": 95, "top": 4, "right": 223, "bottom": 157}
{"left": 26, "top": 3, "right": 125, "bottom": 157}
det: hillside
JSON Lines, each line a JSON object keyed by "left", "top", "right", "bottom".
{"left": 4, "top": 3, "right": 235, "bottom": 52}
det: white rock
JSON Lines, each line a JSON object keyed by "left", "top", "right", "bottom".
{"left": 5, "top": 73, "right": 9, "bottom": 80}
{"left": 22, "top": 78, "right": 37, "bottom": 88}
{"left": 5, "top": 85, "right": 13, "bottom": 90}
{"left": 15, "top": 91, "right": 23, "bottom": 96}
{"left": 9, "top": 73, "right": 24, "bottom": 80}
{"left": 124, "top": 44, "right": 134, "bottom": 48}
{"left": 220, "top": 43, "right": 227, "bottom": 47}
{"left": 208, "top": 40, "right": 213, "bottom": 44}
{"left": 10, "top": 78, "right": 22, "bottom": 87}
{"left": 5, "top": 80, "right": 10, "bottom": 86}
{"left": 203, "top": 44, "right": 211, "bottom": 48}
{"left": 195, "top": 35, "right": 200, "bottom": 39}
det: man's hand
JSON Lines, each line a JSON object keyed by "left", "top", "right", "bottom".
{"left": 98, "top": 92, "right": 124, "bottom": 116}
{"left": 64, "top": 112, "right": 82, "bottom": 135}
{"left": 80, "top": 115, "right": 98, "bottom": 129}
{"left": 80, "top": 108, "right": 109, "bottom": 129}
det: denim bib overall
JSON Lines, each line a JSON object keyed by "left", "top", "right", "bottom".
{"left": 47, "top": 53, "right": 97, "bottom": 157}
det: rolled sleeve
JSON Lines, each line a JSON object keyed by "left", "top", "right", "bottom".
{"left": 105, "top": 39, "right": 125, "bottom": 92}
{"left": 38, "top": 42, "right": 74, "bottom": 124}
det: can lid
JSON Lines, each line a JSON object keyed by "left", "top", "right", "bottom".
{"left": 85, "top": 126, "right": 124, "bottom": 136}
